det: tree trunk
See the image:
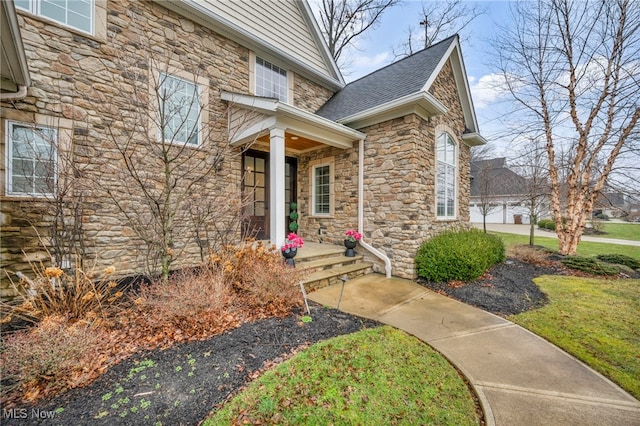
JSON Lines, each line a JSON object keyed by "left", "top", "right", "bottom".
{"left": 529, "top": 220, "right": 535, "bottom": 246}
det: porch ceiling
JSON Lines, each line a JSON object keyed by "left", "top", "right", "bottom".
{"left": 221, "top": 91, "right": 365, "bottom": 151}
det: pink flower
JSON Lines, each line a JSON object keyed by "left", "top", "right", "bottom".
{"left": 344, "top": 229, "right": 362, "bottom": 242}
{"left": 281, "top": 232, "right": 304, "bottom": 251}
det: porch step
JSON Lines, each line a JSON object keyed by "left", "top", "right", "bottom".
{"left": 301, "top": 261, "right": 373, "bottom": 292}
{"left": 297, "top": 254, "right": 365, "bottom": 274}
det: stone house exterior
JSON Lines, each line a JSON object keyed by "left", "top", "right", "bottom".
{"left": 0, "top": 0, "right": 485, "bottom": 299}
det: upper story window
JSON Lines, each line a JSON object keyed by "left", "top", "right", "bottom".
{"left": 255, "top": 57, "right": 288, "bottom": 102}
{"left": 5, "top": 121, "right": 57, "bottom": 197}
{"left": 436, "top": 132, "right": 457, "bottom": 218}
{"left": 15, "top": 0, "right": 94, "bottom": 34}
{"left": 158, "top": 73, "right": 201, "bottom": 146}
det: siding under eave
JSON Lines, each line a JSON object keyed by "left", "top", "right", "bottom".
{"left": 195, "top": 0, "right": 333, "bottom": 78}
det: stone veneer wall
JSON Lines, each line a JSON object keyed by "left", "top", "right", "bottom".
{"left": 360, "top": 59, "right": 471, "bottom": 279}
{"left": 0, "top": 0, "right": 336, "bottom": 299}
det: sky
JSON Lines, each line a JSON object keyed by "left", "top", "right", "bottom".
{"left": 313, "top": 1, "right": 516, "bottom": 155}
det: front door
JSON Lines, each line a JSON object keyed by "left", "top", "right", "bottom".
{"left": 242, "top": 151, "right": 297, "bottom": 241}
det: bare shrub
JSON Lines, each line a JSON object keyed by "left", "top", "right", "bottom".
{"left": 507, "top": 244, "right": 550, "bottom": 265}
{"left": 132, "top": 267, "right": 238, "bottom": 343}
{"left": 1, "top": 316, "right": 105, "bottom": 405}
{"left": 210, "top": 241, "right": 304, "bottom": 316}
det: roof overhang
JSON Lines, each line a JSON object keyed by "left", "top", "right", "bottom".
{"left": 462, "top": 132, "right": 488, "bottom": 147}
{"left": 221, "top": 91, "right": 365, "bottom": 150}
{"left": 153, "top": 0, "right": 344, "bottom": 91}
{"left": 1, "top": 0, "right": 31, "bottom": 93}
{"left": 337, "top": 91, "right": 448, "bottom": 130}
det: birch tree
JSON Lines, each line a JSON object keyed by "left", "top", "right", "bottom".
{"left": 492, "top": 0, "right": 640, "bottom": 255}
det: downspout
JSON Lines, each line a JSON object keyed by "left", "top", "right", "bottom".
{"left": 0, "top": 85, "right": 28, "bottom": 101}
{"left": 357, "top": 138, "right": 392, "bottom": 278}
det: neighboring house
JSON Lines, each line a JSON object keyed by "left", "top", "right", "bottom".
{"left": 470, "top": 158, "right": 548, "bottom": 224}
{"left": 0, "top": 0, "right": 485, "bottom": 299}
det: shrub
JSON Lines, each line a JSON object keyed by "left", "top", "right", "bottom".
{"left": 210, "top": 241, "right": 304, "bottom": 316}
{"left": 416, "top": 228, "right": 505, "bottom": 282}
{"left": 537, "top": 219, "right": 555, "bottom": 230}
{"left": 1, "top": 316, "right": 105, "bottom": 403}
{"left": 596, "top": 254, "right": 640, "bottom": 270}
{"left": 561, "top": 256, "right": 619, "bottom": 276}
{"left": 507, "top": 244, "right": 550, "bottom": 265}
{"left": 595, "top": 213, "right": 609, "bottom": 220}
{"left": 2, "top": 264, "right": 127, "bottom": 326}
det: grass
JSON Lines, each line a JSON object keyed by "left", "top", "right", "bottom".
{"left": 205, "top": 326, "right": 480, "bottom": 425}
{"left": 594, "top": 222, "right": 640, "bottom": 241}
{"left": 492, "top": 231, "right": 640, "bottom": 261}
{"left": 510, "top": 276, "right": 640, "bottom": 399}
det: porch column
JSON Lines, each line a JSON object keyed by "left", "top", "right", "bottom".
{"left": 269, "top": 127, "right": 286, "bottom": 248}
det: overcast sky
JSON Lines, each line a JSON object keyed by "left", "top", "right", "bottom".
{"left": 313, "top": 1, "right": 516, "bottom": 155}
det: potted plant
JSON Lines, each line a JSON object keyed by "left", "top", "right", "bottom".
{"left": 289, "top": 202, "right": 299, "bottom": 232}
{"left": 344, "top": 229, "right": 362, "bottom": 257}
{"left": 281, "top": 232, "right": 304, "bottom": 266}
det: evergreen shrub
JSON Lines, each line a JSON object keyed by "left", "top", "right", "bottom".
{"left": 415, "top": 228, "right": 505, "bottom": 282}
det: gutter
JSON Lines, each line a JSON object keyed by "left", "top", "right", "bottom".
{"left": 0, "top": 85, "right": 28, "bottom": 100}
{"left": 357, "top": 138, "right": 392, "bottom": 278}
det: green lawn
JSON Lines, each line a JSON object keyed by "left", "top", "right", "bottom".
{"left": 205, "top": 326, "right": 479, "bottom": 425}
{"left": 510, "top": 276, "right": 640, "bottom": 399}
{"left": 492, "top": 231, "right": 640, "bottom": 261}
{"left": 595, "top": 222, "right": 640, "bottom": 241}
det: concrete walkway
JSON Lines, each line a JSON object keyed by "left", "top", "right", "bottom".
{"left": 309, "top": 274, "right": 640, "bottom": 426}
{"left": 472, "top": 223, "right": 640, "bottom": 247}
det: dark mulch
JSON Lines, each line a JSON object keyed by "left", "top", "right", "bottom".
{"left": 3, "top": 305, "right": 378, "bottom": 426}
{"left": 418, "top": 258, "right": 563, "bottom": 316}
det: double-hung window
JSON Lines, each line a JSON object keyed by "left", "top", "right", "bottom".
{"left": 6, "top": 121, "right": 57, "bottom": 197}
{"left": 255, "top": 57, "right": 288, "bottom": 102}
{"left": 158, "top": 73, "right": 201, "bottom": 146}
{"left": 15, "top": 0, "right": 94, "bottom": 34}
{"left": 436, "top": 132, "right": 457, "bottom": 218}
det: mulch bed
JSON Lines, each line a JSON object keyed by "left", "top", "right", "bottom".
{"left": 7, "top": 255, "right": 635, "bottom": 425}
{"left": 418, "top": 258, "right": 560, "bottom": 316}
{"left": 3, "top": 306, "right": 378, "bottom": 425}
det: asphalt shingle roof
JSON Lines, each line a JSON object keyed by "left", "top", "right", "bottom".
{"left": 316, "top": 35, "right": 457, "bottom": 122}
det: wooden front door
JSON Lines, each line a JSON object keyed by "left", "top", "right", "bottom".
{"left": 242, "top": 151, "right": 297, "bottom": 241}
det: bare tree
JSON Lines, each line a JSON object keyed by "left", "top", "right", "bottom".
{"left": 99, "top": 33, "right": 249, "bottom": 282}
{"left": 492, "top": 0, "right": 640, "bottom": 255}
{"left": 315, "top": 0, "right": 399, "bottom": 66}
{"left": 471, "top": 159, "right": 502, "bottom": 232}
{"left": 393, "top": 0, "right": 486, "bottom": 58}
{"left": 511, "top": 141, "right": 551, "bottom": 245}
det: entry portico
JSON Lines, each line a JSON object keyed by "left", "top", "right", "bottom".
{"left": 221, "top": 91, "right": 365, "bottom": 247}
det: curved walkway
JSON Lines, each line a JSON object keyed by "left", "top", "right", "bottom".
{"left": 309, "top": 274, "right": 640, "bottom": 426}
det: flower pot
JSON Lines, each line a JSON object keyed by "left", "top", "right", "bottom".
{"left": 344, "top": 239, "right": 357, "bottom": 257}
{"left": 281, "top": 247, "right": 297, "bottom": 266}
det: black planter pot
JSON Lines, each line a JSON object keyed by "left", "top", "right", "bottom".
{"left": 344, "top": 239, "right": 357, "bottom": 257}
{"left": 281, "top": 247, "right": 297, "bottom": 266}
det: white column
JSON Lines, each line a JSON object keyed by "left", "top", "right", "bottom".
{"left": 269, "top": 127, "right": 286, "bottom": 248}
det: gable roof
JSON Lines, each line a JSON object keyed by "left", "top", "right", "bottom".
{"left": 317, "top": 35, "right": 456, "bottom": 121}
{"left": 470, "top": 158, "right": 529, "bottom": 197}
{"left": 155, "top": 0, "right": 343, "bottom": 90}
{"left": 316, "top": 35, "right": 485, "bottom": 145}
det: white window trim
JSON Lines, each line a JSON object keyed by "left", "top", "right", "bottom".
{"left": 5, "top": 120, "right": 58, "bottom": 198}
{"left": 16, "top": 0, "right": 96, "bottom": 36}
{"left": 151, "top": 68, "right": 209, "bottom": 148}
{"left": 309, "top": 157, "right": 335, "bottom": 217}
{"left": 436, "top": 130, "right": 458, "bottom": 220}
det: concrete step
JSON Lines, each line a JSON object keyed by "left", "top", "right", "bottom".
{"left": 298, "top": 254, "right": 365, "bottom": 274}
{"left": 302, "top": 262, "right": 373, "bottom": 292}
{"left": 295, "top": 244, "right": 345, "bottom": 262}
